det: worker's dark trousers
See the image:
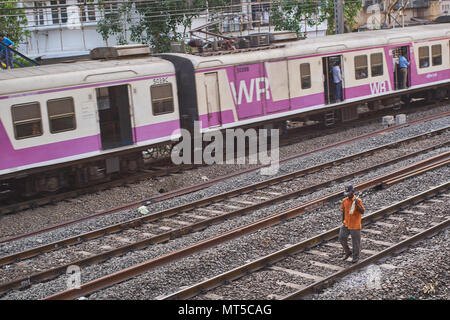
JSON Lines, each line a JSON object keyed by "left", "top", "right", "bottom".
{"left": 400, "top": 68, "right": 408, "bottom": 89}
{"left": 339, "top": 225, "right": 361, "bottom": 261}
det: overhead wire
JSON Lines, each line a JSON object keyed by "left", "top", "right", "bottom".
{"left": 1, "top": 0, "right": 365, "bottom": 34}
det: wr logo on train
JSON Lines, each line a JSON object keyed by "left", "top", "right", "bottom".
{"left": 370, "top": 81, "right": 388, "bottom": 95}
{"left": 230, "top": 77, "right": 271, "bottom": 105}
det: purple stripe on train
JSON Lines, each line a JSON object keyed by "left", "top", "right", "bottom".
{"left": 0, "top": 119, "right": 181, "bottom": 171}
{"left": 413, "top": 69, "right": 450, "bottom": 85}
{"left": 0, "top": 118, "right": 100, "bottom": 171}
{"left": 0, "top": 74, "right": 176, "bottom": 100}
{"left": 199, "top": 110, "right": 235, "bottom": 128}
{"left": 134, "top": 119, "right": 181, "bottom": 140}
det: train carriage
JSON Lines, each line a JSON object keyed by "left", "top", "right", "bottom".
{"left": 164, "top": 24, "right": 449, "bottom": 134}
{"left": 0, "top": 52, "right": 181, "bottom": 195}
{"left": 0, "top": 24, "right": 449, "bottom": 197}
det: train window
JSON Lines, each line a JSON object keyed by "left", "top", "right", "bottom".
{"left": 370, "top": 53, "right": 383, "bottom": 77}
{"left": 300, "top": 63, "right": 311, "bottom": 89}
{"left": 47, "top": 97, "right": 76, "bottom": 133}
{"left": 354, "top": 55, "right": 368, "bottom": 80}
{"left": 431, "top": 44, "right": 442, "bottom": 66}
{"left": 419, "top": 46, "right": 430, "bottom": 68}
{"left": 150, "top": 83, "right": 174, "bottom": 115}
{"left": 11, "top": 102, "right": 43, "bottom": 139}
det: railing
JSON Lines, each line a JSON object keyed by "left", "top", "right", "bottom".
{"left": 0, "top": 42, "right": 39, "bottom": 69}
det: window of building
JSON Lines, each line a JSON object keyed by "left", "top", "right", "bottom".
{"left": 11, "top": 102, "right": 43, "bottom": 139}
{"left": 370, "top": 53, "right": 383, "bottom": 77}
{"left": 354, "top": 55, "right": 368, "bottom": 79}
{"left": 431, "top": 44, "right": 442, "bottom": 66}
{"left": 34, "top": 1, "right": 45, "bottom": 26}
{"left": 50, "top": 0, "right": 68, "bottom": 24}
{"left": 150, "top": 84, "right": 174, "bottom": 115}
{"left": 78, "top": 0, "right": 96, "bottom": 22}
{"left": 419, "top": 46, "right": 430, "bottom": 68}
{"left": 300, "top": 63, "right": 311, "bottom": 89}
{"left": 103, "top": 1, "right": 118, "bottom": 17}
{"left": 47, "top": 98, "right": 76, "bottom": 133}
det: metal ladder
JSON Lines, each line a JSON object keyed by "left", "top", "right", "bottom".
{"left": 324, "top": 111, "right": 335, "bottom": 127}
{"left": 0, "top": 43, "right": 39, "bottom": 69}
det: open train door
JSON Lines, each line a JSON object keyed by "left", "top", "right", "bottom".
{"left": 322, "top": 55, "right": 344, "bottom": 104}
{"left": 96, "top": 84, "right": 134, "bottom": 150}
{"left": 392, "top": 46, "right": 410, "bottom": 90}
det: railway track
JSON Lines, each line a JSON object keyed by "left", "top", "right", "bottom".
{"left": 159, "top": 182, "right": 449, "bottom": 300}
{"left": 2, "top": 110, "right": 449, "bottom": 245}
{"left": 1, "top": 145, "right": 444, "bottom": 299}
{"left": 1, "top": 104, "right": 448, "bottom": 217}
{"left": 0, "top": 129, "right": 449, "bottom": 292}
{"left": 0, "top": 127, "right": 448, "bottom": 259}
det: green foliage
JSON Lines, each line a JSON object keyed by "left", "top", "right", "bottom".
{"left": 319, "top": 0, "right": 363, "bottom": 34}
{"left": 271, "top": 0, "right": 363, "bottom": 36}
{"left": 270, "top": 0, "right": 320, "bottom": 37}
{"left": 96, "top": 0, "right": 227, "bottom": 53}
{"left": 0, "top": 0, "right": 30, "bottom": 44}
{"left": 96, "top": 1, "right": 132, "bottom": 45}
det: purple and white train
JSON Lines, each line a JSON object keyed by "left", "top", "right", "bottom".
{"left": 1, "top": 24, "right": 449, "bottom": 196}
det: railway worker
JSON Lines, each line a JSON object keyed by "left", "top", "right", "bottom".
{"left": 332, "top": 62, "right": 343, "bottom": 102}
{"left": 338, "top": 185, "right": 365, "bottom": 263}
{"left": 0, "top": 34, "right": 14, "bottom": 68}
{"left": 399, "top": 54, "right": 409, "bottom": 89}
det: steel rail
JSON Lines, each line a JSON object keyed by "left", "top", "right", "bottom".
{"left": 161, "top": 182, "right": 450, "bottom": 300}
{"left": 0, "top": 162, "right": 199, "bottom": 216}
{"left": 382, "top": 158, "right": 450, "bottom": 187}
{"left": 1, "top": 143, "right": 447, "bottom": 296}
{"left": 283, "top": 221, "right": 450, "bottom": 300}
{"left": 1, "top": 144, "right": 448, "bottom": 296}
{"left": 1, "top": 122, "right": 448, "bottom": 246}
{"left": 41, "top": 161, "right": 449, "bottom": 300}
{"left": 1, "top": 131, "right": 448, "bottom": 267}
{"left": 2, "top": 110, "right": 449, "bottom": 243}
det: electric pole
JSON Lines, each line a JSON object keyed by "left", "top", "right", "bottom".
{"left": 335, "top": 0, "right": 344, "bottom": 34}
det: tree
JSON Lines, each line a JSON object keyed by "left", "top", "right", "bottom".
{"left": 319, "top": 0, "right": 363, "bottom": 34}
{"left": 0, "top": 0, "right": 30, "bottom": 44}
{"left": 96, "top": 0, "right": 228, "bottom": 53}
{"left": 270, "top": 0, "right": 319, "bottom": 37}
{"left": 270, "top": 0, "right": 363, "bottom": 36}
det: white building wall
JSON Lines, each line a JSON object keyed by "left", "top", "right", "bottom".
{"left": 18, "top": 0, "right": 327, "bottom": 58}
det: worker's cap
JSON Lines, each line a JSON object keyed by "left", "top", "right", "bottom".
{"left": 344, "top": 185, "right": 355, "bottom": 196}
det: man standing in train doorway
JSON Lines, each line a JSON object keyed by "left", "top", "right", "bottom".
{"left": 339, "top": 185, "right": 365, "bottom": 263}
{"left": 399, "top": 53, "right": 409, "bottom": 89}
{"left": 332, "top": 62, "right": 343, "bottom": 102}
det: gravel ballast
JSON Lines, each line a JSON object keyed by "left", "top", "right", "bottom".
{"left": 1, "top": 158, "right": 448, "bottom": 300}
{"left": 1, "top": 113, "right": 449, "bottom": 255}
{"left": 0, "top": 105, "right": 448, "bottom": 239}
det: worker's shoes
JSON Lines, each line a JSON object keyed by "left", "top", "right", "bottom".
{"left": 351, "top": 258, "right": 359, "bottom": 264}
{"left": 342, "top": 252, "right": 352, "bottom": 261}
